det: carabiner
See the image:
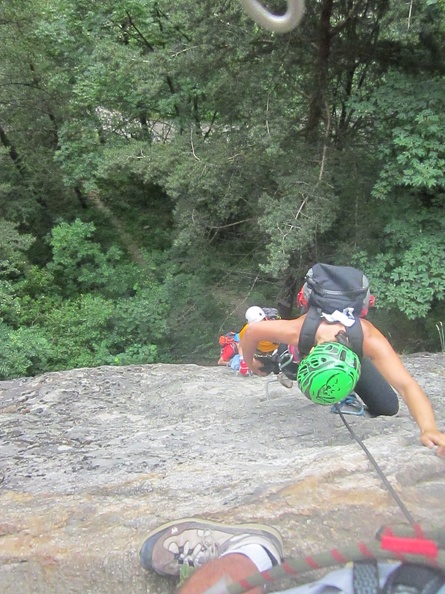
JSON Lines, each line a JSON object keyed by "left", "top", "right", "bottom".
{"left": 239, "top": 0, "right": 305, "bottom": 33}
{"left": 331, "top": 395, "right": 365, "bottom": 417}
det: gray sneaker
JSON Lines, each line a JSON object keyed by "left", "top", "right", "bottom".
{"left": 140, "top": 517, "right": 284, "bottom": 576}
{"left": 277, "top": 372, "right": 293, "bottom": 389}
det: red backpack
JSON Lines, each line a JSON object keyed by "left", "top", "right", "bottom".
{"left": 219, "top": 331, "right": 238, "bottom": 347}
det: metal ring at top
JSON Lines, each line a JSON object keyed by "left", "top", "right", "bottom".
{"left": 239, "top": 0, "right": 305, "bottom": 33}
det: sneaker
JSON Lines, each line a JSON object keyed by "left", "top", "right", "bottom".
{"left": 139, "top": 517, "right": 284, "bottom": 576}
{"left": 277, "top": 372, "right": 293, "bottom": 389}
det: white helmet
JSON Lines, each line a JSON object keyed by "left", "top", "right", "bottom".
{"left": 245, "top": 306, "right": 266, "bottom": 324}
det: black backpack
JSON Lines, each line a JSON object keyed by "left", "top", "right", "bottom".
{"left": 297, "top": 263, "right": 373, "bottom": 359}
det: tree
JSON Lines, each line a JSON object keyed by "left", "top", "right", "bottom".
{"left": 1, "top": 0, "right": 445, "bottom": 371}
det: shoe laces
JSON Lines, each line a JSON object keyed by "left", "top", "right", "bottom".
{"left": 173, "top": 530, "right": 218, "bottom": 569}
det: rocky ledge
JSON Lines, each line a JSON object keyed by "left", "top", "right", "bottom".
{"left": 0, "top": 354, "right": 444, "bottom": 593}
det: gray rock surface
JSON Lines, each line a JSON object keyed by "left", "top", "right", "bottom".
{"left": 0, "top": 354, "right": 444, "bottom": 593}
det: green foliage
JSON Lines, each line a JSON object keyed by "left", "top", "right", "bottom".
{"left": 0, "top": 282, "right": 167, "bottom": 378}
{"left": 368, "top": 74, "right": 445, "bottom": 199}
{"left": 55, "top": 122, "right": 103, "bottom": 192}
{"left": 1, "top": 0, "right": 445, "bottom": 371}
{"left": 346, "top": 64, "right": 445, "bottom": 332}
{"left": 258, "top": 170, "right": 338, "bottom": 276}
{"left": 47, "top": 218, "right": 141, "bottom": 297}
{"left": 0, "top": 322, "right": 53, "bottom": 379}
{"left": 388, "top": 240, "right": 445, "bottom": 318}
{"left": 0, "top": 220, "right": 35, "bottom": 278}
{"left": 40, "top": 294, "right": 115, "bottom": 369}
{"left": 0, "top": 219, "right": 170, "bottom": 378}
{"left": 159, "top": 267, "right": 231, "bottom": 363}
{"left": 356, "top": 237, "right": 445, "bottom": 320}
{"left": 0, "top": 281, "right": 22, "bottom": 326}
{"left": 108, "top": 282, "right": 169, "bottom": 355}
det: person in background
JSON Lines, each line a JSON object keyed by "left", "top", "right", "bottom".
{"left": 217, "top": 332, "right": 241, "bottom": 370}
{"left": 237, "top": 307, "right": 293, "bottom": 388}
{"left": 237, "top": 306, "right": 279, "bottom": 376}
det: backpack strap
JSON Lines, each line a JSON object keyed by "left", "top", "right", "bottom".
{"left": 298, "top": 306, "right": 364, "bottom": 359}
{"left": 298, "top": 306, "right": 322, "bottom": 357}
{"left": 345, "top": 317, "right": 364, "bottom": 360}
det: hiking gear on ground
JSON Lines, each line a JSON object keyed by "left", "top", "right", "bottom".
{"left": 331, "top": 394, "right": 365, "bottom": 416}
{"left": 297, "top": 342, "right": 361, "bottom": 405}
{"left": 246, "top": 306, "right": 266, "bottom": 324}
{"left": 139, "top": 517, "right": 283, "bottom": 577}
{"left": 244, "top": 562, "right": 445, "bottom": 594}
{"left": 297, "top": 264, "right": 374, "bottom": 359}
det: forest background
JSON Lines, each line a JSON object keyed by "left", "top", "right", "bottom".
{"left": 1, "top": 0, "right": 445, "bottom": 380}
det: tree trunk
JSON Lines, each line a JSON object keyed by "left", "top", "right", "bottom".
{"left": 0, "top": 125, "right": 25, "bottom": 174}
{"left": 306, "top": 0, "right": 334, "bottom": 140}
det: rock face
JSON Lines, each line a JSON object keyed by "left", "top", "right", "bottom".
{"left": 0, "top": 354, "right": 444, "bottom": 593}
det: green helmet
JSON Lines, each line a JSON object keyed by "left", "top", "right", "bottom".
{"left": 296, "top": 342, "right": 361, "bottom": 405}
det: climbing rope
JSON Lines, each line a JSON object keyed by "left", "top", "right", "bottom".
{"left": 334, "top": 404, "right": 418, "bottom": 527}
{"left": 202, "top": 398, "right": 443, "bottom": 594}
{"left": 204, "top": 526, "right": 445, "bottom": 594}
